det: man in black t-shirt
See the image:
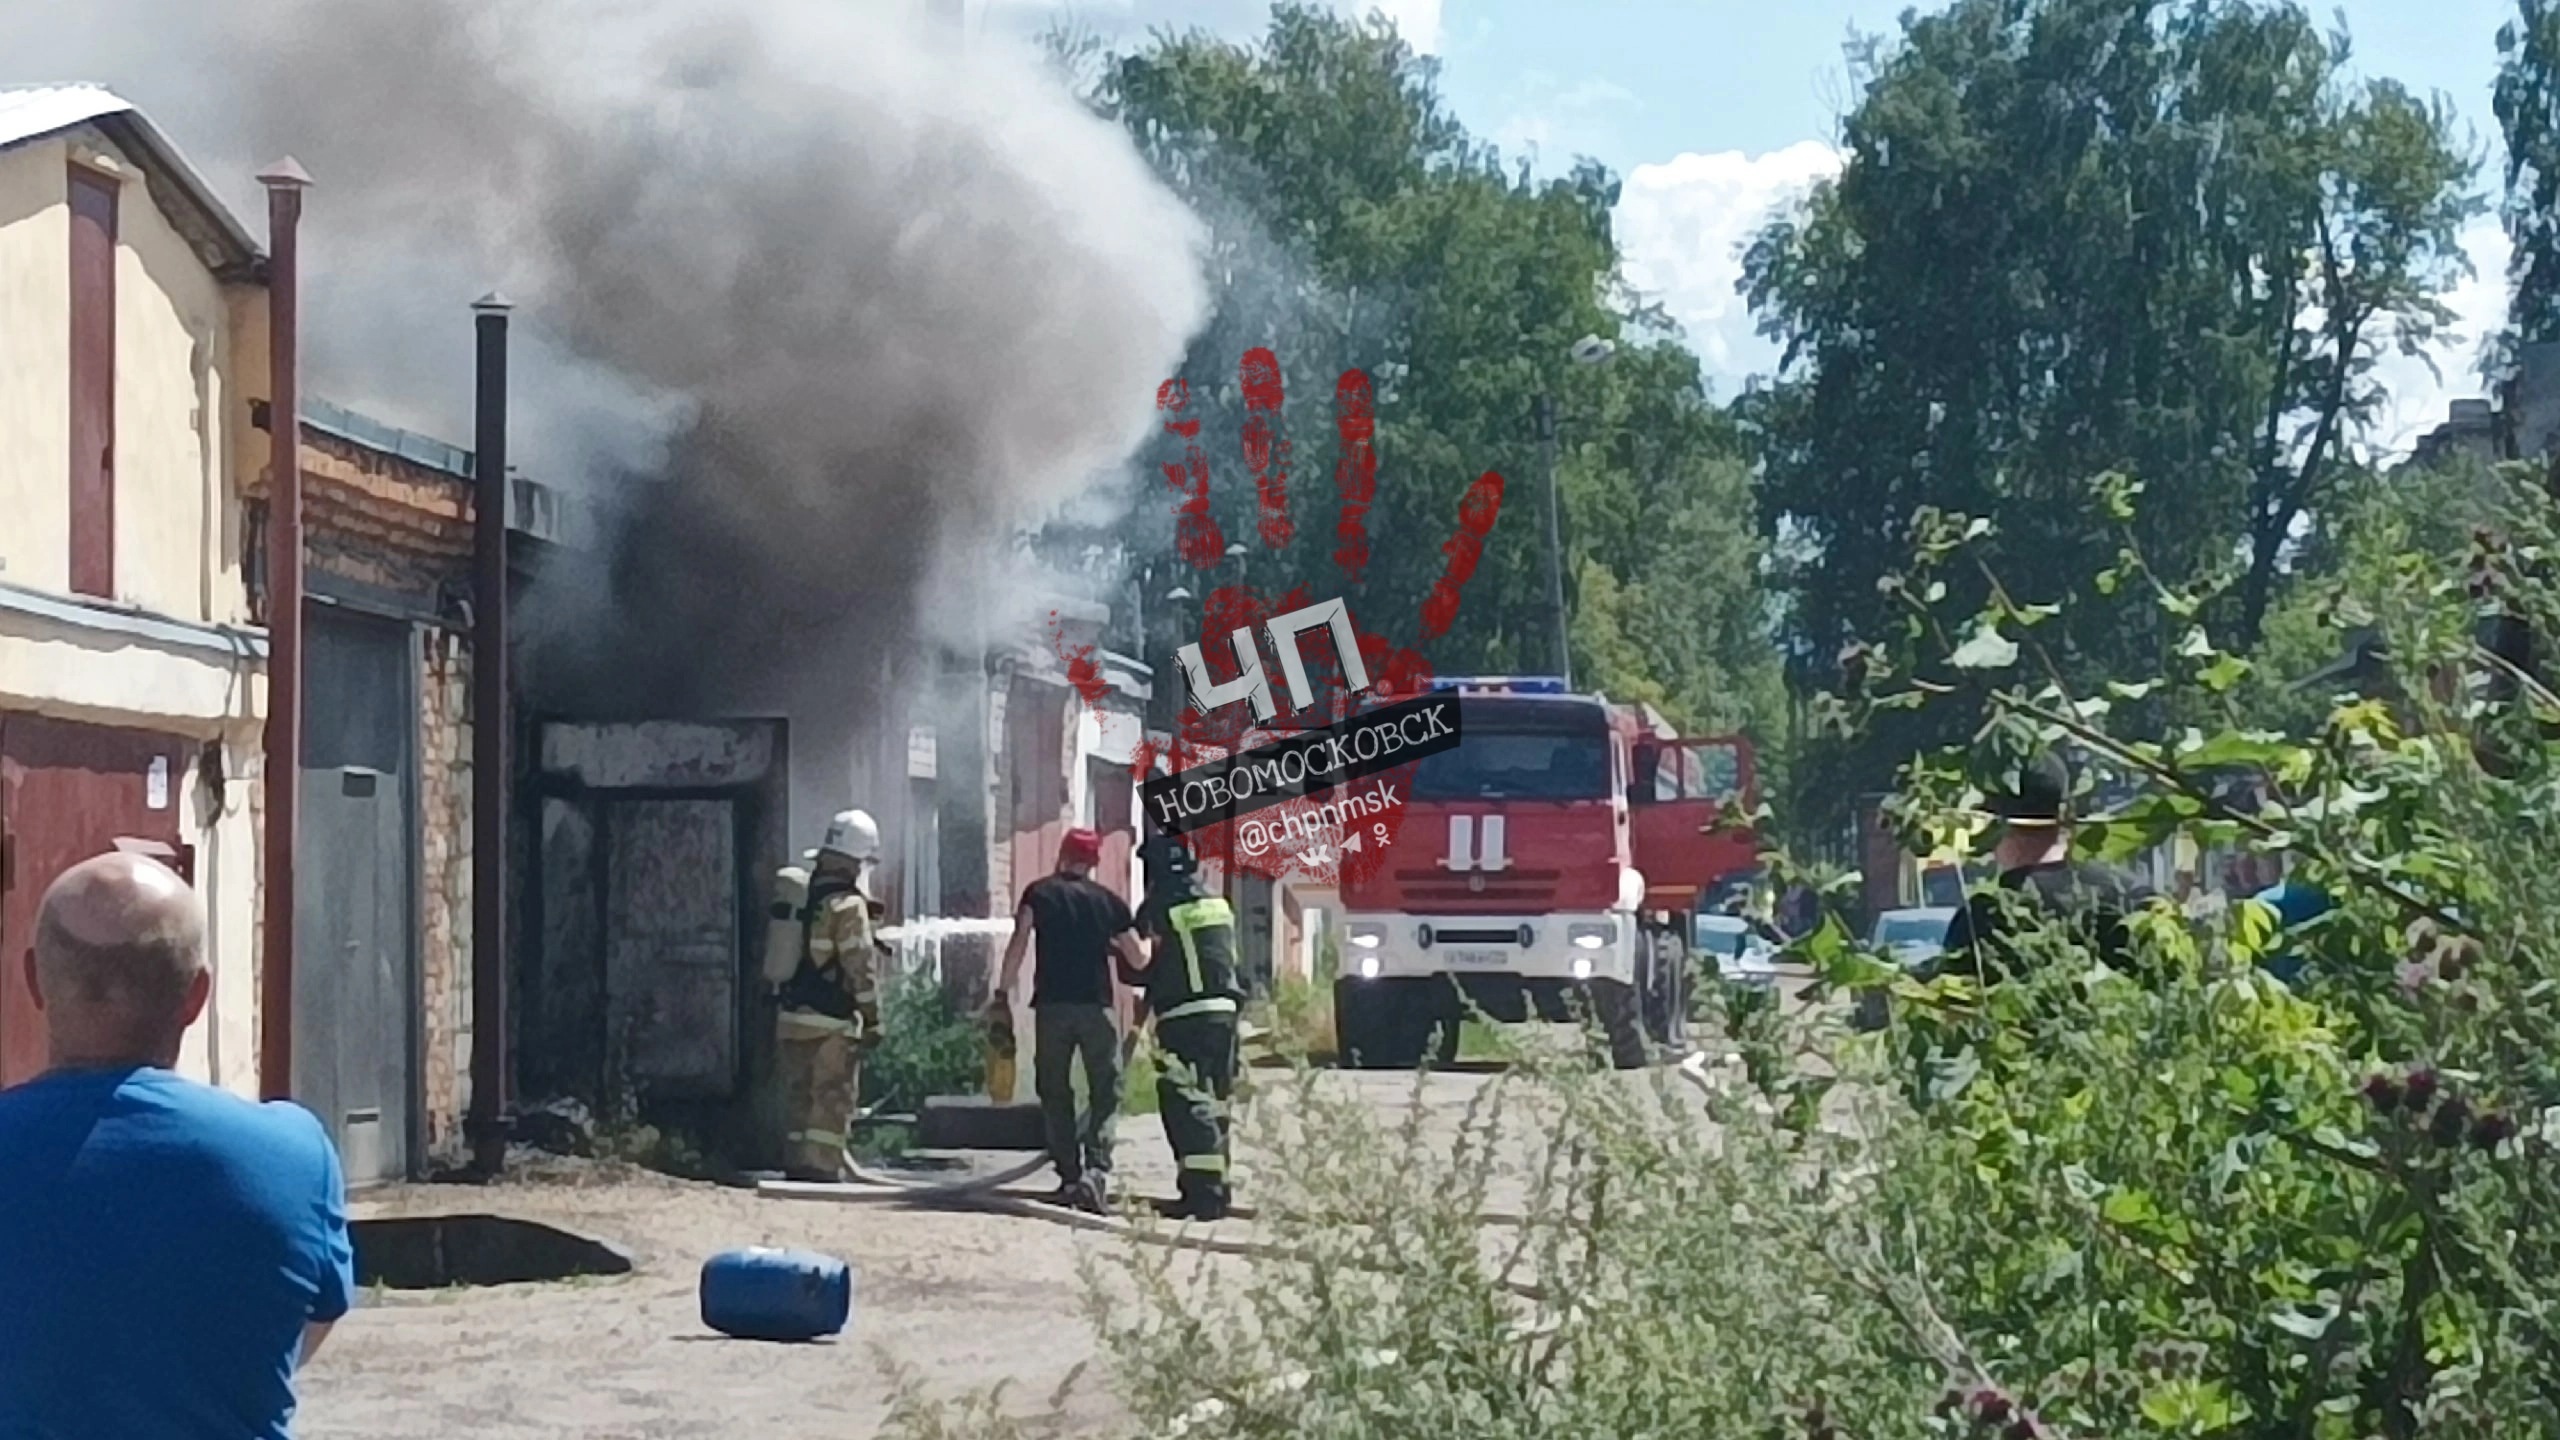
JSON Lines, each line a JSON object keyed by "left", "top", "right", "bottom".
{"left": 994, "top": 828, "right": 1142, "bottom": 1212}
{"left": 1938, "top": 749, "right": 2151, "bottom": 984}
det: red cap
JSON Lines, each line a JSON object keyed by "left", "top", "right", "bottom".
{"left": 1060, "top": 828, "right": 1103, "bottom": 866}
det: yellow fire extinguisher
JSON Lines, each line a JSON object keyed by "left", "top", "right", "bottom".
{"left": 983, "top": 1000, "right": 1017, "bottom": 1104}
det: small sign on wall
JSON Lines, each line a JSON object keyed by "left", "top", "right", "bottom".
{"left": 146, "top": 755, "right": 170, "bottom": 811}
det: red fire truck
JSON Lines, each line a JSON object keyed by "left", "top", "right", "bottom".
{"left": 1333, "top": 676, "right": 1760, "bottom": 1069}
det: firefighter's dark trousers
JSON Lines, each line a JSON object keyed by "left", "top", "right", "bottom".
{"left": 1154, "top": 1012, "right": 1238, "bottom": 1205}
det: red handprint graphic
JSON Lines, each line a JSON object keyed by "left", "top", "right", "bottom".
{"left": 1056, "top": 348, "right": 1506, "bottom": 885}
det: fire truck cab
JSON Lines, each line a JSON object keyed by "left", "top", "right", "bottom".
{"left": 1333, "top": 677, "right": 1759, "bottom": 1069}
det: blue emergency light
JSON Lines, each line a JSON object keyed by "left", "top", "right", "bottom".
{"left": 1429, "top": 675, "right": 1570, "bottom": 695}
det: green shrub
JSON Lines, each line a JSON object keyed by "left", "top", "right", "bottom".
{"left": 1253, "top": 972, "right": 1339, "bottom": 1063}
{"left": 861, "top": 967, "right": 987, "bottom": 1114}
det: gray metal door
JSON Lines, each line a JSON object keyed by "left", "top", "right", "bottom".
{"left": 296, "top": 606, "right": 419, "bottom": 1184}
{"left": 604, "top": 798, "right": 739, "bottom": 1097}
{"left": 296, "top": 768, "right": 410, "bottom": 1182}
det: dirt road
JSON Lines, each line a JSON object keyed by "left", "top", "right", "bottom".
{"left": 298, "top": 983, "right": 1821, "bottom": 1439}
{"left": 303, "top": 1161, "right": 1148, "bottom": 1440}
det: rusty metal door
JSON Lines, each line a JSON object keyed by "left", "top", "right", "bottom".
{"left": 295, "top": 607, "right": 419, "bottom": 1183}
{"left": 0, "top": 717, "right": 190, "bottom": 1088}
{"left": 67, "top": 164, "right": 118, "bottom": 599}
{"left": 604, "top": 798, "right": 738, "bottom": 1097}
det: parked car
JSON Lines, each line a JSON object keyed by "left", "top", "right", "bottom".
{"left": 1853, "top": 906, "right": 1955, "bottom": 1030}
{"left": 1694, "top": 913, "right": 1778, "bottom": 990}
{"left": 1869, "top": 907, "right": 1956, "bottom": 974}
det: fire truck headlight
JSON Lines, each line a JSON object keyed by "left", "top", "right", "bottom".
{"left": 1570, "top": 957, "right": 1595, "bottom": 981}
{"left": 1568, "top": 922, "right": 1615, "bottom": 950}
{"left": 1348, "top": 925, "right": 1384, "bottom": 950}
{"left": 1358, "top": 956, "right": 1382, "bottom": 980}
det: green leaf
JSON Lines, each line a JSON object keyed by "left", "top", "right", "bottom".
{"left": 2174, "top": 731, "right": 2294, "bottom": 772}
{"left": 2141, "top": 1379, "right": 2243, "bottom": 1430}
{"left": 2102, "top": 1188, "right": 2165, "bottom": 1229}
{"left": 1950, "top": 623, "right": 2020, "bottom": 670}
{"left": 2198, "top": 653, "right": 2251, "bottom": 693}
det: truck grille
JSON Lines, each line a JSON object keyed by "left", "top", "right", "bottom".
{"left": 1393, "top": 867, "right": 1561, "bottom": 911}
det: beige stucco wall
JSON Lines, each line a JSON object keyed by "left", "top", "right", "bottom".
{"left": 0, "top": 123, "right": 254, "bottom": 620}
{"left": 107, "top": 136, "right": 248, "bottom": 624}
{"left": 0, "top": 136, "right": 73, "bottom": 595}
{"left": 172, "top": 735, "right": 262, "bottom": 1095}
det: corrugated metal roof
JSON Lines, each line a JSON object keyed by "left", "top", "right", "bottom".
{"left": 304, "top": 397, "right": 476, "bottom": 479}
{"left": 0, "top": 83, "right": 260, "bottom": 267}
{"left": 0, "top": 83, "right": 129, "bottom": 151}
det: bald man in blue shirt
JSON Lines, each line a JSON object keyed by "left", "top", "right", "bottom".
{"left": 0, "top": 853, "right": 355, "bottom": 1439}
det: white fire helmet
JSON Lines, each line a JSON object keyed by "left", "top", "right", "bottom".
{"left": 816, "top": 809, "right": 881, "bottom": 864}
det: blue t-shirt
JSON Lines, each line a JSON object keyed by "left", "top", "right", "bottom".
{"left": 0, "top": 1066, "right": 355, "bottom": 1440}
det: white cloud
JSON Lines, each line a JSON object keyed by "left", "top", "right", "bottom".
{"left": 1613, "top": 141, "right": 1844, "bottom": 389}
{"left": 1358, "top": 0, "right": 1440, "bottom": 52}
{"left": 2366, "top": 216, "right": 2512, "bottom": 461}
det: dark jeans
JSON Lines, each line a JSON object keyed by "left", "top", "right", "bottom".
{"left": 1034, "top": 1004, "right": 1121, "bottom": 1184}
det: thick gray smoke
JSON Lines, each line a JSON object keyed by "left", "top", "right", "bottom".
{"left": 3, "top": 0, "right": 1207, "bottom": 708}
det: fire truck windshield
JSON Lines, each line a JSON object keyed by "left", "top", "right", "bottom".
{"left": 1411, "top": 699, "right": 1612, "bottom": 802}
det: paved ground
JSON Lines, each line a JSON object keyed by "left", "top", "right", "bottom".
{"left": 299, "top": 976, "right": 1823, "bottom": 1439}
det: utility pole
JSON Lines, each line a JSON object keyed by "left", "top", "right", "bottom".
{"left": 1534, "top": 392, "right": 1572, "bottom": 687}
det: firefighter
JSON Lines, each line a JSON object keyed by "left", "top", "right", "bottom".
{"left": 1124, "top": 833, "right": 1244, "bottom": 1221}
{"left": 772, "top": 809, "right": 887, "bottom": 1183}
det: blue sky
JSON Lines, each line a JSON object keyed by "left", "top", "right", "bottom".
{"left": 1010, "top": 0, "right": 2527, "bottom": 455}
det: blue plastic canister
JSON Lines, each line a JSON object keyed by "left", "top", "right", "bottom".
{"left": 700, "top": 1247, "right": 854, "bottom": 1342}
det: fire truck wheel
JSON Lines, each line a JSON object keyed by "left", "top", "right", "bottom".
{"left": 1588, "top": 979, "right": 1649, "bottom": 1070}
{"left": 1642, "top": 935, "right": 1690, "bottom": 1050}
{"left": 1334, "top": 978, "right": 1426, "bottom": 1070}
{"left": 1424, "top": 983, "right": 1463, "bottom": 1070}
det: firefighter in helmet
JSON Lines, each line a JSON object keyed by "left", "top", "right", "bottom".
{"left": 1124, "top": 832, "right": 1244, "bottom": 1220}
{"left": 771, "top": 809, "right": 887, "bottom": 1182}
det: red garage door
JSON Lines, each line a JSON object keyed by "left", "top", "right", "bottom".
{"left": 0, "top": 716, "right": 192, "bottom": 1087}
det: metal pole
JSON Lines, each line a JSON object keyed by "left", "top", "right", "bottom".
{"left": 1535, "top": 393, "right": 1572, "bottom": 687}
{"left": 255, "top": 158, "right": 310, "bottom": 1102}
{"left": 467, "top": 293, "right": 513, "bottom": 1174}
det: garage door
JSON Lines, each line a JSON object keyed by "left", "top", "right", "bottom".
{"left": 0, "top": 716, "right": 192, "bottom": 1087}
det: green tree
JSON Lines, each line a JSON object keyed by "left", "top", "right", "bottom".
{"left": 2497, "top": 0, "right": 2560, "bottom": 350}
{"left": 1744, "top": 0, "right": 2474, "bottom": 827}
{"left": 1075, "top": 5, "right": 1780, "bottom": 739}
